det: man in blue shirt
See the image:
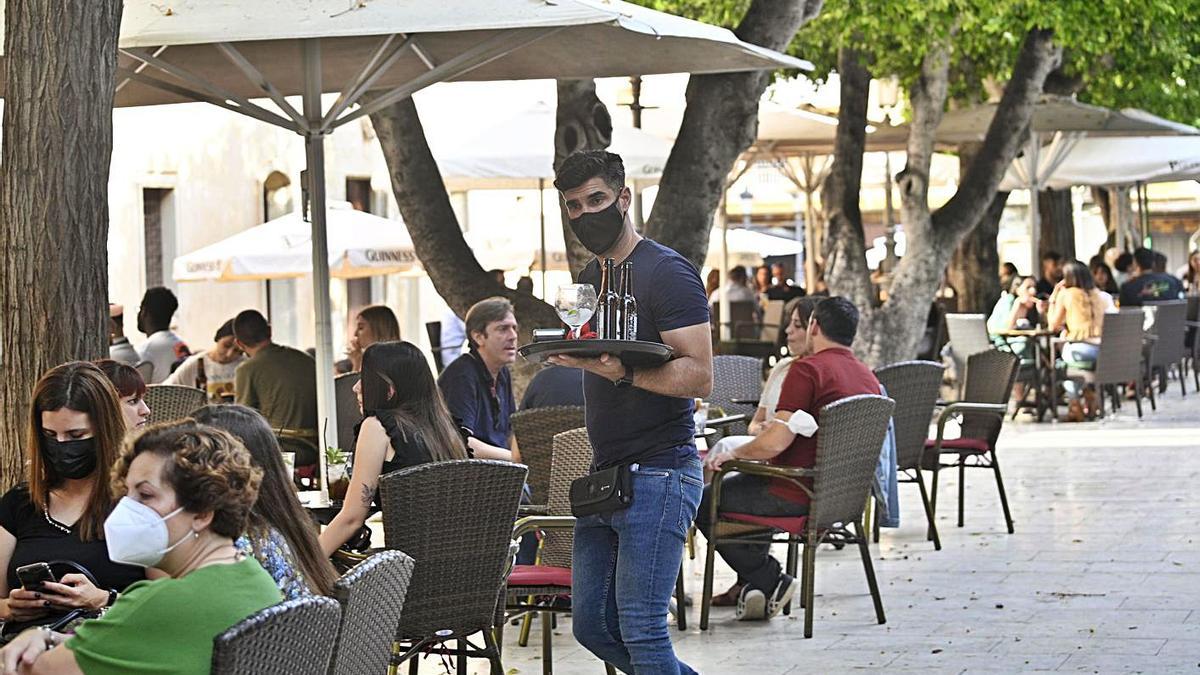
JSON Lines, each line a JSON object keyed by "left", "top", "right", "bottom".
{"left": 548, "top": 151, "right": 712, "bottom": 675}
{"left": 437, "top": 297, "right": 518, "bottom": 461}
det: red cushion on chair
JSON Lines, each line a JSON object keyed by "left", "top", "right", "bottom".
{"left": 722, "top": 512, "right": 808, "bottom": 535}
{"left": 924, "top": 437, "right": 991, "bottom": 454}
{"left": 507, "top": 564, "right": 572, "bottom": 588}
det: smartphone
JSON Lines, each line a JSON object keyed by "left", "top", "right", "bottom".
{"left": 15, "top": 562, "right": 57, "bottom": 592}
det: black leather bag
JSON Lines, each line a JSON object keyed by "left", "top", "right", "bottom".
{"left": 569, "top": 464, "right": 634, "bottom": 517}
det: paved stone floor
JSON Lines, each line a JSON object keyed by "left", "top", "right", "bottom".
{"left": 418, "top": 384, "right": 1200, "bottom": 674}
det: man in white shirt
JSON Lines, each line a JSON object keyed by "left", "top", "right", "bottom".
{"left": 164, "top": 318, "right": 245, "bottom": 401}
{"left": 135, "top": 287, "right": 190, "bottom": 384}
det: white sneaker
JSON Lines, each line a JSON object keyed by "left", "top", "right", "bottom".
{"left": 766, "top": 574, "right": 799, "bottom": 619}
{"left": 735, "top": 585, "right": 766, "bottom": 621}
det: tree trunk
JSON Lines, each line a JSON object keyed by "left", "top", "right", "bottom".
{"left": 1038, "top": 187, "right": 1075, "bottom": 261}
{"left": 821, "top": 47, "right": 874, "bottom": 310}
{"left": 368, "top": 97, "right": 559, "bottom": 398}
{"left": 946, "top": 142, "right": 1008, "bottom": 312}
{"left": 644, "top": 0, "right": 824, "bottom": 266}
{"left": 853, "top": 28, "right": 1061, "bottom": 367}
{"left": 554, "top": 79, "right": 612, "bottom": 278}
{"left": 0, "top": 0, "right": 123, "bottom": 489}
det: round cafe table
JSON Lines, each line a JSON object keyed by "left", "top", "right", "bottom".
{"left": 993, "top": 328, "right": 1059, "bottom": 422}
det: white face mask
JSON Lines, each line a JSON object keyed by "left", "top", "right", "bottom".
{"left": 104, "top": 496, "right": 193, "bottom": 568}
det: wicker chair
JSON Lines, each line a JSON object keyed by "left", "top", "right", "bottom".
{"left": 1065, "top": 310, "right": 1147, "bottom": 418}
{"left": 510, "top": 406, "right": 585, "bottom": 510}
{"left": 380, "top": 460, "right": 527, "bottom": 673}
{"left": 924, "top": 349, "right": 1019, "bottom": 536}
{"left": 503, "top": 428, "right": 594, "bottom": 675}
{"left": 874, "top": 361, "right": 945, "bottom": 550}
{"left": 211, "top": 596, "right": 342, "bottom": 675}
{"left": 945, "top": 314, "right": 993, "bottom": 395}
{"left": 145, "top": 384, "right": 207, "bottom": 424}
{"left": 334, "top": 372, "right": 362, "bottom": 454}
{"left": 1144, "top": 300, "right": 1188, "bottom": 398}
{"left": 329, "top": 550, "right": 415, "bottom": 675}
{"left": 710, "top": 355, "right": 763, "bottom": 436}
{"left": 699, "top": 395, "right": 895, "bottom": 638}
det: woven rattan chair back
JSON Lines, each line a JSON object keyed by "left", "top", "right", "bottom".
{"left": 874, "top": 361, "right": 945, "bottom": 471}
{"left": 958, "top": 350, "right": 1019, "bottom": 445}
{"left": 510, "top": 405, "right": 585, "bottom": 507}
{"left": 333, "top": 372, "right": 361, "bottom": 455}
{"left": 211, "top": 596, "right": 341, "bottom": 675}
{"left": 329, "top": 550, "right": 415, "bottom": 675}
{"left": 1093, "top": 310, "right": 1145, "bottom": 384}
{"left": 946, "top": 313, "right": 992, "bottom": 394}
{"left": 539, "top": 428, "right": 594, "bottom": 569}
{"left": 145, "top": 384, "right": 207, "bottom": 425}
{"left": 807, "top": 395, "right": 895, "bottom": 531}
{"left": 1144, "top": 300, "right": 1187, "bottom": 367}
{"left": 380, "top": 460, "right": 527, "bottom": 641}
{"left": 760, "top": 299, "right": 786, "bottom": 343}
{"left": 711, "top": 355, "right": 763, "bottom": 435}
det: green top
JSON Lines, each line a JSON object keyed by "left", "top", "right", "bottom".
{"left": 66, "top": 557, "right": 282, "bottom": 675}
{"left": 234, "top": 343, "right": 318, "bottom": 431}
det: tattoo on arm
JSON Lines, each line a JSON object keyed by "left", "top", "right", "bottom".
{"left": 359, "top": 483, "right": 375, "bottom": 508}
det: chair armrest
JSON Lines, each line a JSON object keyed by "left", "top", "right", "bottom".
{"left": 512, "top": 515, "right": 576, "bottom": 539}
{"left": 718, "top": 460, "right": 815, "bottom": 480}
{"left": 518, "top": 504, "right": 548, "bottom": 516}
{"left": 332, "top": 548, "right": 376, "bottom": 566}
{"left": 931, "top": 402, "right": 1007, "bottom": 447}
{"left": 730, "top": 397, "right": 760, "bottom": 406}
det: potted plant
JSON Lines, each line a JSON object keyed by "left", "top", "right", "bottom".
{"left": 325, "top": 446, "right": 350, "bottom": 501}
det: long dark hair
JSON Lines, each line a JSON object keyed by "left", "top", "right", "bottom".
{"left": 28, "top": 362, "right": 126, "bottom": 541}
{"left": 191, "top": 404, "right": 338, "bottom": 596}
{"left": 1062, "top": 260, "right": 1096, "bottom": 291}
{"left": 360, "top": 341, "right": 466, "bottom": 462}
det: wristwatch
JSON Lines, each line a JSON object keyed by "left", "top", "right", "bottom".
{"left": 615, "top": 363, "right": 635, "bottom": 388}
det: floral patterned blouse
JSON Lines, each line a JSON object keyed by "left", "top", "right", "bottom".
{"left": 234, "top": 526, "right": 310, "bottom": 601}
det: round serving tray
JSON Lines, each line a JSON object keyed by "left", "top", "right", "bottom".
{"left": 518, "top": 339, "right": 674, "bottom": 368}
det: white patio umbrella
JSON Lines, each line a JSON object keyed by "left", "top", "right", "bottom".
{"left": 2, "top": 0, "right": 807, "bottom": 498}
{"left": 172, "top": 201, "right": 419, "bottom": 282}
{"left": 999, "top": 135, "right": 1200, "bottom": 191}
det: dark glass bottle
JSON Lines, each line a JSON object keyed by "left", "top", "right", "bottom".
{"left": 620, "top": 262, "right": 638, "bottom": 341}
{"left": 601, "top": 258, "right": 620, "bottom": 339}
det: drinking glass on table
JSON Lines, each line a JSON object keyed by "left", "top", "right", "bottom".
{"left": 555, "top": 284, "right": 598, "bottom": 339}
{"left": 693, "top": 399, "right": 710, "bottom": 436}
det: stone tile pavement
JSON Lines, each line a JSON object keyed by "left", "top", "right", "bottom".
{"left": 415, "top": 385, "right": 1200, "bottom": 674}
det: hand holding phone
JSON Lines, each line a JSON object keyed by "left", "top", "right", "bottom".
{"left": 15, "top": 562, "right": 56, "bottom": 593}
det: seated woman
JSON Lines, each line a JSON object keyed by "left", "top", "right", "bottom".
{"left": 704, "top": 297, "right": 816, "bottom": 607}
{"left": 987, "top": 276, "right": 1044, "bottom": 333}
{"left": 93, "top": 359, "right": 151, "bottom": 432}
{"left": 0, "top": 422, "right": 282, "bottom": 673}
{"left": 0, "top": 363, "right": 144, "bottom": 638}
{"left": 1088, "top": 258, "right": 1120, "bottom": 308}
{"left": 346, "top": 305, "right": 401, "bottom": 373}
{"left": 192, "top": 404, "right": 338, "bottom": 599}
{"left": 1047, "top": 261, "right": 1107, "bottom": 421}
{"left": 319, "top": 341, "right": 468, "bottom": 555}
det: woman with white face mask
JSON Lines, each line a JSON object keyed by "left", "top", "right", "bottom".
{"left": 0, "top": 423, "right": 281, "bottom": 675}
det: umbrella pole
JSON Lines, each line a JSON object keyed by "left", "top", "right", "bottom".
{"left": 539, "top": 178, "right": 547, "bottom": 298}
{"left": 1027, "top": 134, "right": 1041, "bottom": 275}
{"left": 303, "top": 39, "right": 336, "bottom": 501}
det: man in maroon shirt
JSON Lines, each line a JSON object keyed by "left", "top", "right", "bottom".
{"left": 698, "top": 297, "right": 881, "bottom": 621}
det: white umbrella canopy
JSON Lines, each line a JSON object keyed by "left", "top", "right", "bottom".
{"left": 999, "top": 135, "right": 1200, "bottom": 191}
{"left": 436, "top": 101, "right": 674, "bottom": 189}
{"left": 172, "top": 202, "right": 419, "bottom": 282}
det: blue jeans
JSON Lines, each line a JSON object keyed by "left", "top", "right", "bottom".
{"left": 572, "top": 457, "right": 703, "bottom": 675}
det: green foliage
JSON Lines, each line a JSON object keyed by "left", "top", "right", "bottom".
{"left": 634, "top": 0, "right": 1200, "bottom": 125}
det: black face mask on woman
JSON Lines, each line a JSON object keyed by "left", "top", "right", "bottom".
{"left": 43, "top": 437, "right": 98, "bottom": 479}
{"left": 568, "top": 197, "right": 626, "bottom": 256}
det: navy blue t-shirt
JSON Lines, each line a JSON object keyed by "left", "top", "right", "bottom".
{"left": 578, "top": 239, "right": 710, "bottom": 469}
{"left": 1118, "top": 273, "right": 1184, "bottom": 307}
{"left": 437, "top": 350, "right": 514, "bottom": 450}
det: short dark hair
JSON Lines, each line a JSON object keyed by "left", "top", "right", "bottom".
{"left": 464, "top": 297, "right": 514, "bottom": 350}
{"left": 1114, "top": 252, "right": 1133, "bottom": 272}
{"left": 93, "top": 358, "right": 147, "bottom": 399}
{"left": 1133, "top": 248, "right": 1155, "bottom": 271}
{"left": 233, "top": 309, "right": 270, "bottom": 346}
{"left": 141, "top": 287, "right": 178, "bottom": 324}
{"left": 213, "top": 319, "right": 236, "bottom": 342}
{"left": 786, "top": 297, "right": 819, "bottom": 327}
{"left": 1041, "top": 251, "right": 1063, "bottom": 263}
{"left": 553, "top": 150, "right": 625, "bottom": 194}
{"left": 1152, "top": 251, "right": 1168, "bottom": 273}
{"left": 811, "top": 296, "right": 859, "bottom": 347}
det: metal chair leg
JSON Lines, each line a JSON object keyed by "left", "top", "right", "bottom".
{"left": 484, "top": 629, "right": 505, "bottom": 675}
{"left": 990, "top": 450, "right": 1015, "bottom": 534}
{"left": 700, "top": 530, "right": 717, "bottom": 630}
{"left": 605, "top": 664, "right": 618, "bottom": 675}
{"left": 458, "top": 639, "right": 468, "bottom": 675}
{"left": 687, "top": 525, "right": 696, "bottom": 560}
{"left": 541, "top": 611, "right": 552, "bottom": 675}
{"left": 854, "top": 522, "right": 886, "bottom": 625}
{"left": 783, "top": 541, "right": 798, "bottom": 616}
{"left": 957, "top": 456, "right": 966, "bottom": 528}
{"left": 518, "top": 610, "right": 534, "bottom": 647}
{"left": 927, "top": 466, "right": 940, "bottom": 542}
{"left": 916, "top": 472, "right": 941, "bottom": 551}
{"left": 1179, "top": 360, "right": 1187, "bottom": 397}
{"left": 1134, "top": 383, "right": 1145, "bottom": 418}
{"left": 802, "top": 531, "right": 818, "bottom": 638}
{"left": 675, "top": 564, "right": 687, "bottom": 630}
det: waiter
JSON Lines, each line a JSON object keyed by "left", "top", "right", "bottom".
{"left": 548, "top": 150, "right": 711, "bottom": 675}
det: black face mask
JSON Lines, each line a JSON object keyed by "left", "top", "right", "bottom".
{"left": 568, "top": 198, "right": 626, "bottom": 256}
{"left": 43, "top": 437, "right": 98, "bottom": 480}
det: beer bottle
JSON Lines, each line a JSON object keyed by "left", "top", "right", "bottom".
{"left": 601, "top": 258, "right": 620, "bottom": 339}
{"left": 620, "top": 262, "right": 638, "bottom": 341}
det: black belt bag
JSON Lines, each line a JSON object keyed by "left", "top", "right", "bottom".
{"left": 569, "top": 464, "right": 634, "bottom": 517}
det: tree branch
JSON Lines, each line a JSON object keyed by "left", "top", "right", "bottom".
{"left": 554, "top": 79, "right": 612, "bottom": 278}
